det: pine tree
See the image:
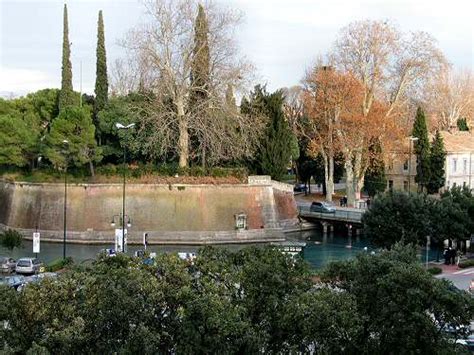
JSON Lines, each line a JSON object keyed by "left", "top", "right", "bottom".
{"left": 260, "top": 90, "right": 293, "bottom": 180}
{"left": 190, "top": 4, "right": 210, "bottom": 168}
{"left": 427, "top": 130, "right": 447, "bottom": 194}
{"left": 59, "top": 4, "right": 75, "bottom": 111}
{"left": 412, "top": 107, "right": 431, "bottom": 192}
{"left": 94, "top": 10, "right": 108, "bottom": 121}
{"left": 457, "top": 117, "right": 469, "bottom": 131}
{"left": 364, "top": 139, "right": 387, "bottom": 197}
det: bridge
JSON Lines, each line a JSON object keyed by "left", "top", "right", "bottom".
{"left": 297, "top": 203, "right": 365, "bottom": 225}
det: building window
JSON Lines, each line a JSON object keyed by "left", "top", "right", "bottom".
{"left": 453, "top": 158, "right": 457, "bottom": 173}
{"left": 388, "top": 180, "right": 393, "bottom": 191}
{"left": 403, "top": 159, "right": 408, "bottom": 171}
{"left": 403, "top": 181, "right": 408, "bottom": 191}
{"left": 464, "top": 159, "right": 468, "bottom": 174}
{"left": 388, "top": 160, "right": 394, "bottom": 171}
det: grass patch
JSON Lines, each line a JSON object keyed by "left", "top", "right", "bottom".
{"left": 427, "top": 267, "right": 442, "bottom": 275}
{"left": 458, "top": 259, "right": 474, "bottom": 269}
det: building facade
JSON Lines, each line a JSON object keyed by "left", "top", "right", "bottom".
{"left": 386, "top": 131, "right": 474, "bottom": 193}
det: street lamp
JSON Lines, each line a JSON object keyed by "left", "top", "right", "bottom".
{"left": 115, "top": 122, "right": 135, "bottom": 253}
{"left": 62, "top": 139, "right": 69, "bottom": 260}
{"left": 408, "top": 136, "right": 419, "bottom": 194}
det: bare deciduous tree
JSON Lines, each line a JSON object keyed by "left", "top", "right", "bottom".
{"left": 424, "top": 68, "right": 474, "bottom": 131}
{"left": 332, "top": 19, "right": 447, "bottom": 203}
{"left": 116, "top": 0, "right": 256, "bottom": 167}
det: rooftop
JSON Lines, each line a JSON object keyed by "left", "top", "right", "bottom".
{"left": 439, "top": 131, "right": 474, "bottom": 153}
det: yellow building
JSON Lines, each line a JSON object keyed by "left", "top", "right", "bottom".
{"left": 386, "top": 131, "right": 474, "bottom": 193}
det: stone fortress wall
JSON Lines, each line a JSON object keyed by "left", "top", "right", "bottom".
{"left": 0, "top": 176, "right": 298, "bottom": 245}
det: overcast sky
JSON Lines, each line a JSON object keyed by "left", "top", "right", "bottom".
{"left": 1, "top": 0, "right": 473, "bottom": 97}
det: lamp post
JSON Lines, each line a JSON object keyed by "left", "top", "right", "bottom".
{"left": 408, "top": 136, "right": 419, "bottom": 194}
{"left": 62, "top": 139, "right": 69, "bottom": 260}
{"left": 115, "top": 122, "right": 135, "bottom": 253}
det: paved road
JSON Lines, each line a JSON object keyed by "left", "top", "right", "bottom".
{"left": 436, "top": 267, "right": 474, "bottom": 291}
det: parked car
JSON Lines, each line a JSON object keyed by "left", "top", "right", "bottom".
{"left": 310, "top": 201, "right": 336, "bottom": 213}
{"left": 0, "top": 275, "right": 25, "bottom": 291}
{"left": 15, "top": 258, "right": 42, "bottom": 275}
{"left": 293, "top": 183, "right": 307, "bottom": 193}
{"left": 0, "top": 257, "right": 16, "bottom": 273}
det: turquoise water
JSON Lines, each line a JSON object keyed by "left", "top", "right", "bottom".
{"left": 0, "top": 230, "right": 439, "bottom": 269}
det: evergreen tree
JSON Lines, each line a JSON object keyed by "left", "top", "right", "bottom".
{"left": 45, "top": 106, "right": 102, "bottom": 174}
{"left": 260, "top": 90, "right": 293, "bottom": 180}
{"left": 364, "top": 139, "right": 387, "bottom": 197}
{"left": 58, "top": 4, "right": 75, "bottom": 111}
{"left": 94, "top": 10, "right": 108, "bottom": 123}
{"left": 412, "top": 107, "right": 431, "bottom": 192}
{"left": 457, "top": 117, "right": 469, "bottom": 131}
{"left": 190, "top": 4, "right": 210, "bottom": 168}
{"left": 427, "top": 130, "right": 447, "bottom": 194}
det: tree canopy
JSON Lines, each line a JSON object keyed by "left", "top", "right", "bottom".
{"left": 1, "top": 245, "right": 472, "bottom": 354}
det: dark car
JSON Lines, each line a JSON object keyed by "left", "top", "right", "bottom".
{"left": 293, "top": 183, "right": 307, "bottom": 193}
{"left": 310, "top": 201, "right": 336, "bottom": 213}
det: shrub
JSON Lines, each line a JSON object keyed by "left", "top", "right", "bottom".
{"left": 96, "top": 164, "right": 117, "bottom": 176}
{"left": 458, "top": 259, "right": 474, "bottom": 269}
{"left": 0, "top": 229, "right": 23, "bottom": 250}
{"left": 427, "top": 267, "right": 442, "bottom": 275}
{"left": 45, "top": 257, "right": 74, "bottom": 272}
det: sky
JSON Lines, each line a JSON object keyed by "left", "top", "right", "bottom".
{"left": 1, "top": 0, "right": 473, "bottom": 97}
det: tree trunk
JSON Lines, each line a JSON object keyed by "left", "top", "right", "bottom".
{"left": 89, "top": 161, "right": 95, "bottom": 177}
{"left": 177, "top": 97, "right": 188, "bottom": 168}
{"left": 353, "top": 150, "right": 363, "bottom": 200}
{"left": 345, "top": 157, "right": 356, "bottom": 207}
{"left": 327, "top": 154, "right": 334, "bottom": 202}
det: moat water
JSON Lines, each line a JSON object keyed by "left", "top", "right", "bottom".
{"left": 0, "top": 229, "right": 440, "bottom": 269}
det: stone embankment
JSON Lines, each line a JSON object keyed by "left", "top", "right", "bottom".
{"left": 0, "top": 176, "right": 298, "bottom": 245}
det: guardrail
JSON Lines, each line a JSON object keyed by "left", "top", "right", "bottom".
{"left": 297, "top": 205, "right": 364, "bottom": 224}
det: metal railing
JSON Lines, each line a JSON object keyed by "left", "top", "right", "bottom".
{"left": 297, "top": 205, "right": 364, "bottom": 224}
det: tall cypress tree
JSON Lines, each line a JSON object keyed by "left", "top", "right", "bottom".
{"left": 412, "top": 107, "right": 431, "bottom": 192}
{"left": 260, "top": 90, "right": 293, "bottom": 180}
{"left": 59, "top": 4, "right": 75, "bottom": 111}
{"left": 427, "top": 130, "right": 447, "bottom": 194}
{"left": 94, "top": 10, "right": 108, "bottom": 120}
{"left": 190, "top": 4, "right": 210, "bottom": 168}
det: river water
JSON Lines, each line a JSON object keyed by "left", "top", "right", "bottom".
{"left": 0, "top": 229, "right": 439, "bottom": 269}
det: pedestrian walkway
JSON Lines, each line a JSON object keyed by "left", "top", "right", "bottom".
{"left": 452, "top": 268, "right": 474, "bottom": 275}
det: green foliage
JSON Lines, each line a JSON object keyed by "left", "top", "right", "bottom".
{"left": 59, "top": 4, "right": 76, "bottom": 111}
{"left": 45, "top": 106, "right": 102, "bottom": 170}
{"left": 427, "top": 130, "right": 447, "bottom": 194}
{"left": 364, "top": 138, "right": 387, "bottom": 197}
{"left": 45, "top": 257, "right": 73, "bottom": 272}
{"left": 245, "top": 86, "right": 292, "bottom": 180}
{"left": 321, "top": 243, "right": 474, "bottom": 354}
{"left": 2, "top": 245, "right": 472, "bottom": 354}
{"left": 427, "top": 267, "right": 443, "bottom": 275}
{"left": 94, "top": 10, "right": 108, "bottom": 120}
{"left": 0, "top": 229, "right": 23, "bottom": 250}
{"left": 0, "top": 114, "right": 37, "bottom": 167}
{"left": 458, "top": 259, "right": 474, "bottom": 269}
{"left": 412, "top": 107, "right": 431, "bottom": 191}
{"left": 362, "top": 191, "right": 434, "bottom": 248}
{"left": 457, "top": 117, "right": 469, "bottom": 131}
{"left": 363, "top": 188, "right": 474, "bottom": 248}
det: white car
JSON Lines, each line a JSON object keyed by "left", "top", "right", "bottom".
{"left": 15, "top": 258, "right": 42, "bottom": 275}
